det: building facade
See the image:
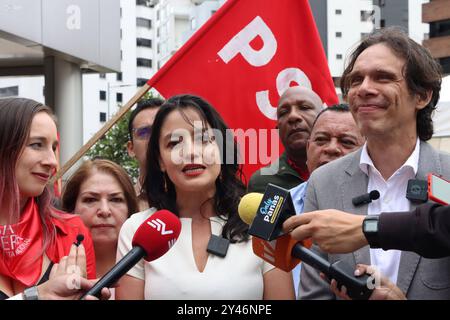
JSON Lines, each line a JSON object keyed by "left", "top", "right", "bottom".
{"left": 2, "top": 0, "right": 448, "bottom": 151}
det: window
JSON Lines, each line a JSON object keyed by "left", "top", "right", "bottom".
{"left": 136, "top": 17, "right": 152, "bottom": 29}
{"left": 430, "top": 19, "right": 450, "bottom": 37}
{"left": 360, "top": 10, "right": 373, "bottom": 22}
{"left": 116, "top": 72, "right": 123, "bottom": 81}
{"left": 0, "top": 86, "right": 18, "bottom": 97}
{"left": 137, "top": 38, "right": 152, "bottom": 48}
{"left": 116, "top": 92, "right": 123, "bottom": 103}
{"left": 336, "top": 32, "right": 342, "bottom": 38}
{"left": 137, "top": 78, "right": 147, "bottom": 87}
{"left": 99, "top": 90, "right": 106, "bottom": 101}
{"left": 137, "top": 58, "right": 152, "bottom": 68}
{"left": 380, "top": 19, "right": 385, "bottom": 28}
{"left": 99, "top": 112, "right": 107, "bottom": 122}
{"left": 99, "top": 73, "right": 106, "bottom": 79}
{"left": 335, "top": 9, "right": 342, "bottom": 15}
{"left": 336, "top": 54, "right": 343, "bottom": 60}
{"left": 136, "top": 0, "right": 157, "bottom": 7}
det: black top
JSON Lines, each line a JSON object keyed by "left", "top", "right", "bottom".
{"left": 376, "top": 203, "right": 450, "bottom": 258}
{"left": 0, "top": 262, "right": 53, "bottom": 300}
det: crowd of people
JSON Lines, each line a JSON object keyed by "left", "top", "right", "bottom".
{"left": 1, "top": 26, "right": 450, "bottom": 300}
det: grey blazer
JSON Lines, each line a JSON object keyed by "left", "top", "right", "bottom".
{"left": 299, "top": 141, "right": 450, "bottom": 300}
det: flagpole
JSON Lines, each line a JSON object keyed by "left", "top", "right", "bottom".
{"left": 49, "top": 83, "right": 151, "bottom": 185}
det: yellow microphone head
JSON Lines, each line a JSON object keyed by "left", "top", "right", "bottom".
{"left": 238, "top": 193, "right": 263, "bottom": 225}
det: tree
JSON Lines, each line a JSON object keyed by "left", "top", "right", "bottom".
{"left": 86, "top": 91, "right": 158, "bottom": 182}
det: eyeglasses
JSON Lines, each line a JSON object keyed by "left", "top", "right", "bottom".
{"left": 132, "top": 125, "right": 152, "bottom": 140}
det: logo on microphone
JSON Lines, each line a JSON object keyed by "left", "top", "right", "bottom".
{"left": 168, "top": 238, "right": 177, "bottom": 249}
{"left": 259, "top": 195, "right": 283, "bottom": 223}
{"left": 147, "top": 218, "right": 174, "bottom": 235}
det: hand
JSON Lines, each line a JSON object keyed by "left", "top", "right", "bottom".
{"left": 327, "top": 264, "right": 407, "bottom": 300}
{"left": 282, "top": 210, "right": 367, "bottom": 253}
{"left": 37, "top": 244, "right": 111, "bottom": 300}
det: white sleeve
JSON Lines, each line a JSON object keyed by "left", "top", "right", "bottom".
{"left": 116, "top": 218, "right": 145, "bottom": 280}
{"left": 7, "top": 294, "right": 24, "bottom": 300}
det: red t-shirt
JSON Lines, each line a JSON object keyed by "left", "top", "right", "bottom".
{"left": 46, "top": 210, "right": 96, "bottom": 280}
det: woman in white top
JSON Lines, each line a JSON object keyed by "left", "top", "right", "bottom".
{"left": 116, "top": 94, "right": 294, "bottom": 300}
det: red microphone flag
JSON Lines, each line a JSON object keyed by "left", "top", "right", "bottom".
{"left": 147, "top": 0, "right": 338, "bottom": 180}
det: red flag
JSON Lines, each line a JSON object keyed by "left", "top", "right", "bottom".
{"left": 148, "top": 0, "right": 338, "bottom": 181}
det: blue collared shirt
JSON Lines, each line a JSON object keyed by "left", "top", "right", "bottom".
{"left": 289, "top": 181, "right": 308, "bottom": 298}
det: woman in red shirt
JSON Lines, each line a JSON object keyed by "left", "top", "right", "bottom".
{"left": 0, "top": 97, "right": 96, "bottom": 299}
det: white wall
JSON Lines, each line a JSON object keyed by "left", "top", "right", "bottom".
{"left": 408, "top": 0, "right": 429, "bottom": 43}
{"left": 0, "top": 76, "right": 45, "bottom": 102}
{"left": 327, "top": 0, "right": 374, "bottom": 77}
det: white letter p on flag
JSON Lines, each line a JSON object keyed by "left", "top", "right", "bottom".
{"left": 218, "top": 16, "right": 277, "bottom": 67}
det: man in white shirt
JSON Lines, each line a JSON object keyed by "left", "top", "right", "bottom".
{"left": 296, "top": 26, "right": 450, "bottom": 299}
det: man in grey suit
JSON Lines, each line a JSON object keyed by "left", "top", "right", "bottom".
{"left": 294, "top": 27, "right": 450, "bottom": 299}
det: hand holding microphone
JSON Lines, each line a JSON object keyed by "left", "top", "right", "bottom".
{"left": 239, "top": 184, "right": 373, "bottom": 300}
{"left": 80, "top": 210, "right": 181, "bottom": 299}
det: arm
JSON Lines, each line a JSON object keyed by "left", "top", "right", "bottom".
{"left": 283, "top": 210, "right": 367, "bottom": 254}
{"left": 284, "top": 204, "right": 450, "bottom": 258}
{"left": 9, "top": 244, "right": 110, "bottom": 300}
{"left": 329, "top": 264, "right": 406, "bottom": 300}
{"left": 115, "top": 275, "right": 145, "bottom": 300}
{"left": 262, "top": 268, "right": 295, "bottom": 300}
{"left": 378, "top": 203, "right": 450, "bottom": 258}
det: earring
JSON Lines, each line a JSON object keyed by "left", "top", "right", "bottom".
{"left": 163, "top": 172, "right": 168, "bottom": 192}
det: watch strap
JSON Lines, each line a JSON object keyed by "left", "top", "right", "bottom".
{"left": 23, "top": 286, "right": 39, "bottom": 300}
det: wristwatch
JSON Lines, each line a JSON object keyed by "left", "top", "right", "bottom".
{"left": 362, "top": 215, "right": 380, "bottom": 249}
{"left": 22, "top": 286, "right": 39, "bottom": 300}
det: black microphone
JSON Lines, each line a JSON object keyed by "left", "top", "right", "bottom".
{"left": 239, "top": 184, "right": 374, "bottom": 300}
{"left": 74, "top": 234, "right": 84, "bottom": 247}
{"left": 247, "top": 183, "right": 296, "bottom": 241}
{"left": 80, "top": 210, "right": 181, "bottom": 299}
{"left": 352, "top": 190, "right": 380, "bottom": 207}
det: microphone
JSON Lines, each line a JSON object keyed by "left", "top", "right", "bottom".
{"left": 245, "top": 184, "right": 296, "bottom": 241}
{"left": 74, "top": 234, "right": 84, "bottom": 247}
{"left": 352, "top": 190, "right": 380, "bottom": 207}
{"left": 80, "top": 210, "right": 181, "bottom": 299}
{"left": 239, "top": 186, "right": 373, "bottom": 300}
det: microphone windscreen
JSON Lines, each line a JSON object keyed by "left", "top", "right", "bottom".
{"left": 238, "top": 193, "right": 263, "bottom": 225}
{"left": 132, "top": 210, "right": 181, "bottom": 262}
{"left": 370, "top": 190, "right": 380, "bottom": 200}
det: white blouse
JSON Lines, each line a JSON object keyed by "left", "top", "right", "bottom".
{"left": 117, "top": 208, "right": 274, "bottom": 300}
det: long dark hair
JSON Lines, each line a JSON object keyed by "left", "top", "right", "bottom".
{"left": 144, "top": 94, "right": 248, "bottom": 243}
{"left": 0, "top": 97, "right": 56, "bottom": 250}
